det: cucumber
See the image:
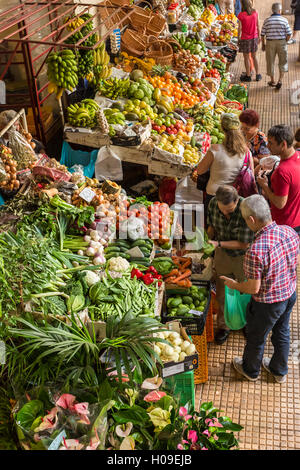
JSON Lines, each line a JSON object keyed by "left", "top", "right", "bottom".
{"left": 132, "top": 260, "right": 151, "bottom": 267}
{"left": 139, "top": 247, "right": 151, "bottom": 256}
{"left": 130, "top": 257, "right": 150, "bottom": 262}
{"left": 112, "top": 240, "right": 131, "bottom": 249}
{"left": 99, "top": 296, "right": 117, "bottom": 303}
{"left": 105, "top": 252, "right": 122, "bottom": 260}
{"left": 104, "top": 246, "right": 121, "bottom": 254}
{"left": 131, "top": 240, "right": 150, "bottom": 248}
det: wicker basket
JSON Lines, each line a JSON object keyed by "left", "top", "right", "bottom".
{"left": 146, "top": 11, "right": 167, "bottom": 37}
{"left": 205, "top": 302, "right": 214, "bottom": 343}
{"left": 128, "top": 2, "right": 152, "bottom": 31}
{"left": 110, "top": 0, "right": 130, "bottom": 6}
{"left": 192, "top": 328, "right": 208, "bottom": 384}
{"left": 100, "top": 0, "right": 130, "bottom": 29}
{"left": 144, "top": 39, "right": 173, "bottom": 66}
{"left": 121, "top": 28, "right": 147, "bottom": 57}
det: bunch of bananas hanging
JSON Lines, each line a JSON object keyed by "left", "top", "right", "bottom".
{"left": 76, "top": 50, "right": 94, "bottom": 79}
{"left": 98, "top": 77, "right": 130, "bottom": 100}
{"left": 67, "top": 99, "right": 100, "bottom": 128}
{"left": 64, "top": 15, "right": 85, "bottom": 30}
{"left": 93, "top": 42, "right": 112, "bottom": 82}
{"left": 104, "top": 108, "right": 126, "bottom": 125}
{"left": 47, "top": 49, "right": 78, "bottom": 100}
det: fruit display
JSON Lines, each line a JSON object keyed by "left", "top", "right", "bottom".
{"left": 171, "top": 33, "right": 206, "bottom": 57}
{"left": 201, "top": 7, "right": 217, "bottom": 25}
{"left": 67, "top": 99, "right": 100, "bottom": 128}
{"left": 123, "top": 99, "right": 156, "bottom": 121}
{"left": 127, "top": 75, "right": 155, "bottom": 102}
{"left": 152, "top": 114, "right": 192, "bottom": 136}
{"left": 173, "top": 49, "right": 204, "bottom": 77}
{"left": 97, "top": 77, "right": 130, "bottom": 99}
{"left": 0, "top": 145, "right": 19, "bottom": 191}
{"left": 188, "top": 2, "right": 204, "bottom": 20}
{"left": 166, "top": 284, "right": 209, "bottom": 318}
{"left": 93, "top": 42, "right": 112, "bottom": 81}
{"left": 116, "top": 52, "right": 156, "bottom": 74}
{"left": 204, "top": 67, "right": 221, "bottom": 80}
{"left": 152, "top": 329, "right": 196, "bottom": 363}
{"left": 205, "top": 30, "right": 230, "bottom": 47}
{"left": 47, "top": 49, "right": 78, "bottom": 99}
{"left": 103, "top": 108, "right": 126, "bottom": 125}
{"left": 176, "top": 75, "right": 212, "bottom": 103}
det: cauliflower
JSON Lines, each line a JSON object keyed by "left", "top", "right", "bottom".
{"left": 83, "top": 270, "right": 101, "bottom": 287}
{"left": 108, "top": 256, "right": 130, "bottom": 272}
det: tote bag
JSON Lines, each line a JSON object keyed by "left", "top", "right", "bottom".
{"left": 224, "top": 285, "right": 251, "bottom": 330}
{"left": 233, "top": 150, "right": 258, "bottom": 198}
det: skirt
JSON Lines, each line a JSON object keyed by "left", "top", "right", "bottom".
{"left": 238, "top": 37, "right": 258, "bottom": 53}
{"left": 294, "top": 14, "right": 300, "bottom": 31}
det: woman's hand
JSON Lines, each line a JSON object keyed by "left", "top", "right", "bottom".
{"left": 191, "top": 169, "right": 198, "bottom": 183}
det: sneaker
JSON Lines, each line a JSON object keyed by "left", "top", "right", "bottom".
{"left": 287, "top": 39, "right": 296, "bottom": 44}
{"left": 240, "top": 75, "right": 251, "bottom": 82}
{"left": 232, "top": 357, "right": 259, "bottom": 381}
{"left": 262, "top": 358, "right": 286, "bottom": 383}
{"left": 256, "top": 74, "right": 262, "bottom": 81}
{"left": 215, "top": 328, "right": 230, "bottom": 345}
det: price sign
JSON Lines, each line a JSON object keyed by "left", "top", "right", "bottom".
{"left": 48, "top": 430, "right": 67, "bottom": 450}
{"left": 189, "top": 309, "right": 203, "bottom": 317}
{"left": 162, "top": 362, "right": 185, "bottom": 378}
{"left": 79, "top": 187, "right": 96, "bottom": 203}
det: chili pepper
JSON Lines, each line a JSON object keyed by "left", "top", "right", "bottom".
{"left": 146, "top": 266, "right": 158, "bottom": 275}
{"left": 131, "top": 268, "right": 143, "bottom": 280}
{"left": 142, "top": 273, "right": 154, "bottom": 285}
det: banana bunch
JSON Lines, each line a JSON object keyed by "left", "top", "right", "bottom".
{"left": 67, "top": 99, "right": 100, "bottom": 128}
{"left": 47, "top": 49, "right": 78, "bottom": 100}
{"left": 85, "top": 71, "right": 94, "bottom": 82}
{"left": 93, "top": 42, "right": 112, "bottom": 82}
{"left": 104, "top": 108, "right": 126, "bottom": 125}
{"left": 215, "top": 90, "right": 225, "bottom": 107}
{"left": 153, "top": 89, "right": 174, "bottom": 112}
{"left": 98, "top": 77, "right": 130, "bottom": 100}
{"left": 77, "top": 50, "right": 94, "bottom": 79}
{"left": 64, "top": 16, "right": 85, "bottom": 30}
{"left": 191, "top": 107, "right": 215, "bottom": 132}
{"left": 214, "top": 104, "right": 227, "bottom": 115}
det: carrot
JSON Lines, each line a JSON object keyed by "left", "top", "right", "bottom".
{"left": 177, "top": 279, "right": 192, "bottom": 287}
{"left": 163, "top": 269, "right": 179, "bottom": 279}
{"left": 172, "top": 269, "right": 192, "bottom": 283}
{"left": 180, "top": 258, "right": 192, "bottom": 270}
{"left": 164, "top": 276, "right": 177, "bottom": 283}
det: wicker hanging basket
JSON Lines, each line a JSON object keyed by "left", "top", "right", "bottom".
{"left": 121, "top": 28, "right": 147, "bottom": 57}
{"left": 109, "top": 0, "right": 130, "bottom": 6}
{"left": 128, "top": 1, "right": 152, "bottom": 31}
{"left": 144, "top": 39, "right": 174, "bottom": 66}
{"left": 146, "top": 11, "right": 167, "bottom": 37}
{"left": 100, "top": 0, "right": 130, "bottom": 29}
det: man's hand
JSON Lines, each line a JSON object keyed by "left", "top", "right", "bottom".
{"left": 262, "top": 43, "right": 265, "bottom": 52}
{"left": 256, "top": 171, "right": 268, "bottom": 189}
{"left": 220, "top": 275, "right": 238, "bottom": 290}
{"left": 208, "top": 240, "right": 219, "bottom": 248}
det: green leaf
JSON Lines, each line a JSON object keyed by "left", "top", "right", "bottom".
{"left": 16, "top": 400, "right": 44, "bottom": 431}
{"left": 112, "top": 405, "right": 149, "bottom": 426}
{"left": 98, "top": 379, "right": 114, "bottom": 401}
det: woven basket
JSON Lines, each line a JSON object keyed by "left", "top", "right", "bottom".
{"left": 146, "top": 11, "right": 167, "bottom": 37}
{"left": 144, "top": 39, "right": 173, "bottom": 66}
{"left": 192, "top": 328, "right": 208, "bottom": 384}
{"left": 110, "top": 0, "right": 130, "bottom": 6}
{"left": 205, "top": 302, "right": 214, "bottom": 343}
{"left": 128, "top": 1, "right": 152, "bottom": 31}
{"left": 121, "top": 28, "right": 147, "bottom": 57}
{"left": 100, "top": 0, "right": 130, "bottom": 29}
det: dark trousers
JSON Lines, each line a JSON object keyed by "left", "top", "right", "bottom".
{"left": 243, "top": 291, "right": 297, "bottom": 378}
{"left": 293, "top": 226, "right": 300, "bottom": 237}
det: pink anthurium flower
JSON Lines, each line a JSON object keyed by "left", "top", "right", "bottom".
{"left": 177, "top": 443, "right": 184, "bottom": 450}
{"left": 144, "top": 391, "right": 166, "bottom": 402}
{"left": 179, "top": 407, "right": 192, "bottom": 421}
{"left": 201, "top": 447, "right": 208, "bottom": 450}
{"left": 55, "top": 394, "right": 76, "bottom": 410}
{"left": 205, "top": 417, "right": 223, "bottom": 428}
{"left": 74, "top": 402, "right": 90, "bottom": 424}
{"left": 202, "top": 429, "right": 211, "bottom": 437}
{"left": 187, "top": 430, "right": 198, "bottom": 444}
{"left": 34, "top": 407, "right": 58, "bottom": 432}
{"left": 59, "top": 438, "right": 84, "bottom": 450}
{"left": 116, "top": 422, "right": 133, "bottom": 438}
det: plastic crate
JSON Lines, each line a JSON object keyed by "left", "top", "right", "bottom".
{"left": 206, "top": 302, "right": 214, "bottom": 343}
{"left": 192, "top": 328, "right": 208, "bottom": 384}
{"left": 161, "top": 280, "right": 211, "bottom": 336}
{"left": 164, "top": 370, "right": 195, "bottom": 408}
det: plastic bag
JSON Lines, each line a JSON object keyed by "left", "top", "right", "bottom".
{"left": 95, "top": 145, "right": 123, "bottom": 182}
{"left": 69, "top": 164, "right": 86, "bottom": 185}
{"left": 175, "top": 175, "right": 203, "bottom": 204}
{"left": 224, "top": 285, "right": 250, "bottom": 330}
{"left": 7, "top": 129, "right": 37, "bottom": 171}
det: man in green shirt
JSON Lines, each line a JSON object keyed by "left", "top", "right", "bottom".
{"left": 207, "top": 185, "right": 254, "bottom": 344}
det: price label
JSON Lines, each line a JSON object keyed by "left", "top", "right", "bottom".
{"left": 189, "top": 309, "right": 203, "bottom": 317}
{"left": 162, "top": 362, "right": 184, "bottom": 378}
{"left": 79, "top": 187, "right": 96, "bottom": 203}
{"left": 48, "top": 430, "right": 67, "bottom": 450}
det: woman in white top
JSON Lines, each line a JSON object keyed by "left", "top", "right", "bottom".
{"left": 195, "top": 112, "right": 254, "bottom": 216}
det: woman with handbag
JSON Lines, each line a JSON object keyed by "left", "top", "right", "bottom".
{"left": 192, "top": 113, "right": 255, "bottom": 217}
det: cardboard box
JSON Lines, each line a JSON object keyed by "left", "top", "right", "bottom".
{"left": 159, "top": 321, "right": 199, "bottom": 378}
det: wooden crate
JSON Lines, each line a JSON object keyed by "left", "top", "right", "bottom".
{"left": 64, "top": 126, "right": 110, "bottom": 147}
{"left": 148, "top": 158, "right": 192, "bottom": 178}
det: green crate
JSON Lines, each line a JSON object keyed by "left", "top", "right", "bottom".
{"left": 164, "top": 370, "right": 195, "bottom": 408}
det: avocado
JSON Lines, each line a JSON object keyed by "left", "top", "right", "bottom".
{"left": 125, "top": 112, "right": 140, "bottom": 121}
{"left": 156, "top": 105, "right": 168, "bottom": 114}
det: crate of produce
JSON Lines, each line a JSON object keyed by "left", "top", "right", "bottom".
{"left": 162, "top": 280, "right": 211, "bottom": 336}
{"left": 164, "top": 370, "right": 195, "bottom": 407}
{"left": 192, "top": 328, "right": 208, "bottom": 384}
{"left": 156, "top": 321, "right": 199, "bottom": 378}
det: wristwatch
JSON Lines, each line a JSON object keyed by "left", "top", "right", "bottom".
{"left": 218, "top": 240, "right": 221, "bottom": 248}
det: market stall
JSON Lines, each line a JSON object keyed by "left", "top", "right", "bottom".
{"left": 0, "top": 0, "right": 247, "bottom": 452}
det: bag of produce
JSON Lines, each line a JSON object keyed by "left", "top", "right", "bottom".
{"left": 224, "top": 285, "right": 250, "bottom": 330}
{"left": 95, "top": 145, "right": 123, "bottom": 182}
{"left": 7, "top": 129, "right": 37, "bottom": 171}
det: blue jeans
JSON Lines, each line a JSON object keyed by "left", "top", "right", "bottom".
{"left": 242, "top": 291, "right": 297, "bottom": 378}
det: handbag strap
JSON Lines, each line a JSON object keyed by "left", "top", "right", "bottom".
{"left": 242, "top": 150, "right": 251, "bottom": 169}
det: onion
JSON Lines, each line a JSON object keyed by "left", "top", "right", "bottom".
{"left": 77, "top": 250, "right": 84, "bottom": 256}
{"left": 90, "top": 240, "right": 100, "bottom": 249}
{"left": 93, "top": 255, "right": 105, "bottom": 265}
{"left": 84, "top": 235, "right": 91, "bottom": 243}
{"left": 90, "top": 230, "right": 100, "bottom": 241}
{"left": 86, "top": 247, "right": 96, "bottom": 256}
{"left": 100, "top": 238, "right": 107, "bottom": 245}
{"left": 72, "top": 261, "right": 79, "bottom": 267}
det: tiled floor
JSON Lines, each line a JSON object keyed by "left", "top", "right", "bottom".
{"left": 195, "top": 8, "right": 300, "bottom": 450}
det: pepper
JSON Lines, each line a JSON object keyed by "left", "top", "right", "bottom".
{"left": 146, "top": 266, "right": 158, "bottom": 275}
{"left": 131, "top": 268, "right": 143, "bottom": 280}
{"left": 142, "top": 273, "right": 154, "bottom": 285}
{"left": 153, "top": 274, "right": 162, "bottom": 280}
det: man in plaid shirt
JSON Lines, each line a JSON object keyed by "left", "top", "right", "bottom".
{"left": 222, "top": 195, "right": 299, "bottom": 383}
{"left": 207, "top": 185, "right": 254, "bottom": 345}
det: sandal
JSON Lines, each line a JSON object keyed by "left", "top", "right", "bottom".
{"left": 275, "top": 82, "right": 282, "bottom": 90}
{"left": 268, "top": 81, "right": 276, "bottom": 87}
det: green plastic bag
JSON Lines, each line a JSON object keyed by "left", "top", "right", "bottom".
{"left": 224, "top": 286, "right": 251, "bottom": 330}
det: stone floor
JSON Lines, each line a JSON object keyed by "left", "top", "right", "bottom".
{"left": 195, "top": 11, "right": 300, "bottom": 450}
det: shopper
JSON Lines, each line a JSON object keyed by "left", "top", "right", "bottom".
{"left": 237, "top": 0, "right": 261, "bottom": 82}
{"left": 288, "top": 0, "right": 300, "bottom": 47}
{"left": 206, "top": 185, "right": 254, "bottom": 345}
{"left": 257, "top": 124, "right": 300, "bottom": 235}
{"left": 261, "top": 3, "right": 292, "bottom": 90}
{"left": 218, "top": 0, "right": 235, "bottom": 15}
{"left": 239, "top": 109, "right": 270, "bottom": 168}
{"left": 294, "top": 127, "right": 300, "bottom": 150}
{"left": 221, "top": 195, "right": 299, "bottom": 383}
{"left": 194, "top": 113, "right": 254, "bottom": 216}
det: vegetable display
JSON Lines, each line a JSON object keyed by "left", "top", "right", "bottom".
{"left": 166, "top": 285, "right": 209, "bottom": 318}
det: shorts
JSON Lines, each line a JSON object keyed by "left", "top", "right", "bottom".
{"left": 238, "top": 37, "right": 258, "bottom": 53}
{"left": 294, "top": 14, "right": 300, "bottom": 31}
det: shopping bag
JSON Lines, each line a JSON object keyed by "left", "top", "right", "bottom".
{"left": 224, "top": 285, "right": 251, "bottom": 330}
{"left": 60, "top": 141, "right": 98, "bottom": 178}
{"left": 94, "top": 145, "right": 123, "bottom": 182}
{"left": 233, "top": 150, "right": 258, "bottom": 198}
{"left": 175, "top": 175, "right": 203, "bottom": 204}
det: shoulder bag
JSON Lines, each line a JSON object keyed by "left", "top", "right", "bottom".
{"left": 233, "top": 150, "right": 258, "bottom": 198}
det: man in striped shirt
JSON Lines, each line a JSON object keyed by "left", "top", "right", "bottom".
{"left": 261, "top": 3, "right": 292, "bottom": 90}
